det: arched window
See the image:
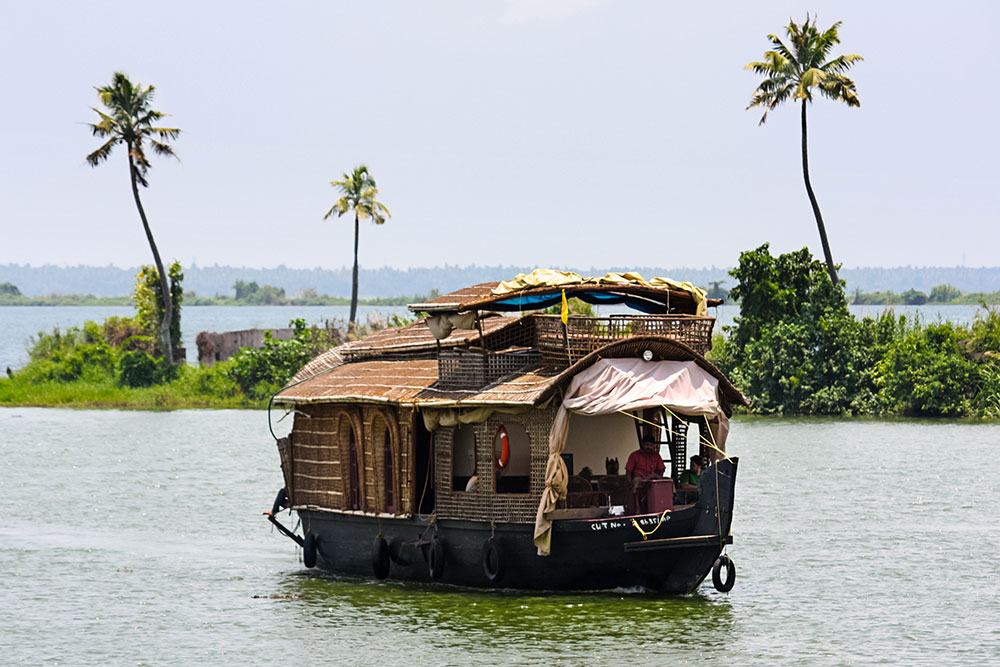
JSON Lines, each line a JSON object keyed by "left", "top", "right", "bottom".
{"left": 372, "top": 411, "right": 399, "bottom": 514}
{"left": 348, "top": 426, "right": 361, "bottom": 510}
{"left": 383, "top": 427, "right": 395, "bottom": 513}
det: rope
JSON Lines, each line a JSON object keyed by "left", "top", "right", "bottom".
{"left": 703, "top": 414, "right": 726, "bottom": 553}
{"left": 631, "top": 509, "right": 670, "bottom": 541}
{"left": 659, "top": 406, "right": 732, "bottom": 462}
{"left": 616, "top": 408, "right": 731, "bottom": 461}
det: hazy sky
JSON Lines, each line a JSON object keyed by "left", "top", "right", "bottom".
{"left": 2, "top": 1, "right": 997, "bottom": 271}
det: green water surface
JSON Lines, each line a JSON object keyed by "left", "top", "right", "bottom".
{"left": 1, "top": 408, "right": 997, "bottom": 664}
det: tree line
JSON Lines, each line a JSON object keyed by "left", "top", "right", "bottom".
{"left": 711, "top": 244, "right": 1000, "bottom": 418}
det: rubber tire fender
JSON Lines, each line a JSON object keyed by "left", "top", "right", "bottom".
{"left": 481, "top": 538, "right": 505, "bottom": 584}
{"left": 372, "top": 536, "right": 390, "bottom": 580}
{"left": 427, "top": 537, "right": 446, "bottom": 580}
{"left": 712, "top": 554, "right": 736, "bottom": 592}
{"left": 303, "top": 532, "right": 318, "bottom": 569}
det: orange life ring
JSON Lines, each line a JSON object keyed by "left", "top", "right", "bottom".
{"left": 496, "top": 426, "right": 510, "bottom": 469}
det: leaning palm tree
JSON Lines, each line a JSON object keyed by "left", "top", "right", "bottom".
{"left": 323, "top": 165, "right": 391, "bottom": 325}
{"left": 86, "top": 72, "right": 180, "bottom": 361}
{"left": 746, "top": 16, "right": 862, "bottom": 286}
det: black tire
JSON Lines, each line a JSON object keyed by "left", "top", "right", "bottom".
{"left": 427, "top": 537, "right": 445, "bottom": 580}
{"left": 481, "top": 539, "right": 505, "bottom": 584}
{"left": 712, "top": 554, "right": 736, "bottom": 592}
{"left": 372, "top": 536, "right": 390, "bottom": 580}
{"left": 303, "top": 532, "right": 318, "bottom": 569}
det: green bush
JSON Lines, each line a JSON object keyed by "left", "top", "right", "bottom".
{"left": 876, "top": 323, "right": 978, "bottom": 416}
{"left": 118, "top": 350, "right": 159, "bottom": 388}
{"left": 133, "top": 261, "right": 183, "bottom": 355}
{"left": 23, "top": 321, "right": 116, "bottom": 382}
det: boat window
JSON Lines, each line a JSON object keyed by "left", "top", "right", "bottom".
{"left": 494, "top": 422, "right": 530, "bottom": 494}
{"left": 452, "top": 424, "right": 476, "bottom": 491}
{"left": 383, "top": 427, "right": 395, "bottom": 513}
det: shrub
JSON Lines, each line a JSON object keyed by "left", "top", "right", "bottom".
{"left": 875, "top": 323, "right": 978, "bottom": 417}
{"left": 118, "top": 350, "right": 159, "bottom": 387}
{"left": 133, "top": 261, "right": 183, "bottom": 355}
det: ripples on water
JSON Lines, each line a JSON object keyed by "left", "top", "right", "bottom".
{"left": 1, "top": 408, "right": 997, "bottom": 664}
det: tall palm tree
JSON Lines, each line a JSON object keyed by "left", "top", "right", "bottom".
{"left": 86, "top": 72, "right": 180, "bottom": 361}
{"left": 746, "top": 16, "right": 862, "bottom": 285}
{"left": 324, "top": 165, "right": 391, "bottom": 325}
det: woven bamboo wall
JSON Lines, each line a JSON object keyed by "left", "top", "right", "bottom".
{"left": 288, "top": 404, "right": 343, "bottom": 508}
{"left": 434, "top": 405, "right": 555, "bottom": 524}
{"left": 288, "top": 403, "right": 412, "bottom": 515}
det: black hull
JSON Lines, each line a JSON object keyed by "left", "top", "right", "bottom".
{"left": 286, "top": 458, "right": 738, "bottom": 594}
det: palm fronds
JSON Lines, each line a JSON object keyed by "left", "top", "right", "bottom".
{"left": 745, "top": 15, "right": 863, "bottom": 119}
{"left": 85, "top": 72, "right": 180, "bottom": 186}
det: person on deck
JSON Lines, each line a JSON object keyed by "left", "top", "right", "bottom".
{"left": 625, "top": 434, "right": 665, "bottom": 513}
{"left": 676, "top": 455, "right": 704, "bottom": 503}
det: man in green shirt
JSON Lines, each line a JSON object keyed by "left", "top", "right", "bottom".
{"left": 677, "top": 455, "right": 704, "bottom": 503}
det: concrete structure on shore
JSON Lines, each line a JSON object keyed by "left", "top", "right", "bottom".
{"left": 196, "top": 328, "right": 294, "bottom": 366}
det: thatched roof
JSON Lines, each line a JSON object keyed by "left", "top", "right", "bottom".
{"left": 274, "top": 333, "right": 747, "bottom": 415}
{"left": 286, "top": 314, "right": 528, "bottom": 385}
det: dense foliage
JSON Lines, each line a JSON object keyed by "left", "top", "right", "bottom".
{"left": 133, "top": 262, "right": 183, "bottom": 354}
{"left": 713, "top": 244, "right": 1000, "bottom": 418}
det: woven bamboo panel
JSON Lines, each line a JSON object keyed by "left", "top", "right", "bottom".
{"left": 437, "top": 348, "right": 543, "bottom": 390}
{"left": 533, "top": 314, "right": 715, "bottom": 364}
{"left": 276, "top": 436, "right": 292, "bottom": 494}
{"left": 434, "top": 405, "right": 555, "bottom": 524}
{"left": 289, "top": 404, "right": 343, "bottom": 508}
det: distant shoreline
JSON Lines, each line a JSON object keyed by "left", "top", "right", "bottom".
{"left": 2, "top": 294, "right": 997, "bottom": 307}
{"left": 0, "top": 295, "right": 416, "bottom": 307}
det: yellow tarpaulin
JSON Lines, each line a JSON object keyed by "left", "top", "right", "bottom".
{"left": 493, "top": 270, "right": 709, "bottom": 316}
{"left": 492, "top": 269, "right": 584, "bottom": 295}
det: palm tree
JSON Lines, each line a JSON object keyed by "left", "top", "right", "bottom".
{"left": 86, "top": 72, "right": 181, "bottom": 361}
{"left": 746, "top": 16, "right": 862, "bottom": 286}
{"left": 324, "top": 165, "right": 391, "bottom": 325}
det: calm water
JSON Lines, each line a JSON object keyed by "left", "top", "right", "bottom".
{"left": 0, "top": 304, "right": 985, "bottom": 371}
{"left": 2, "top": 408, "right": 997, "bottom": 664}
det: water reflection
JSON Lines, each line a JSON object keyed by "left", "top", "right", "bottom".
{"left": 273, "top": 571, "right": 734, "bottom": 660}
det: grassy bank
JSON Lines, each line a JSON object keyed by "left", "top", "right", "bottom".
{"left": 0, "top": 316, "right": 377, "bottom": 410}
{"left": 0, "top": 365, "right": 260, "bottom": 409}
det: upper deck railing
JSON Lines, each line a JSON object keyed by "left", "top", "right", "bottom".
{"left": 532, "top": 314, "right": 715, "bottom": 364}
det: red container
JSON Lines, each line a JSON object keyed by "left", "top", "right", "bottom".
{"left": 647, "top": 478, "right": 674, "bottom": 513}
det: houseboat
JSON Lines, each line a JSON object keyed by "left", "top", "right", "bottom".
{"left": 264, "top": 270, "right": 748, "bottom": 593}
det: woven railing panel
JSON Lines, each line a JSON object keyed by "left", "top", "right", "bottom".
{"left": 533, "top": 314, "right": 714, "bottom": 365}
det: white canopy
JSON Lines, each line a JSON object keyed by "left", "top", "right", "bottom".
{"left": 561, "top": 358, "right": 723, "bottom": 417}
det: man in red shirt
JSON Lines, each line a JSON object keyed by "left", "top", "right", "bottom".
{"left": 625, "top": 434, "right": 665, "bottom": 514}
